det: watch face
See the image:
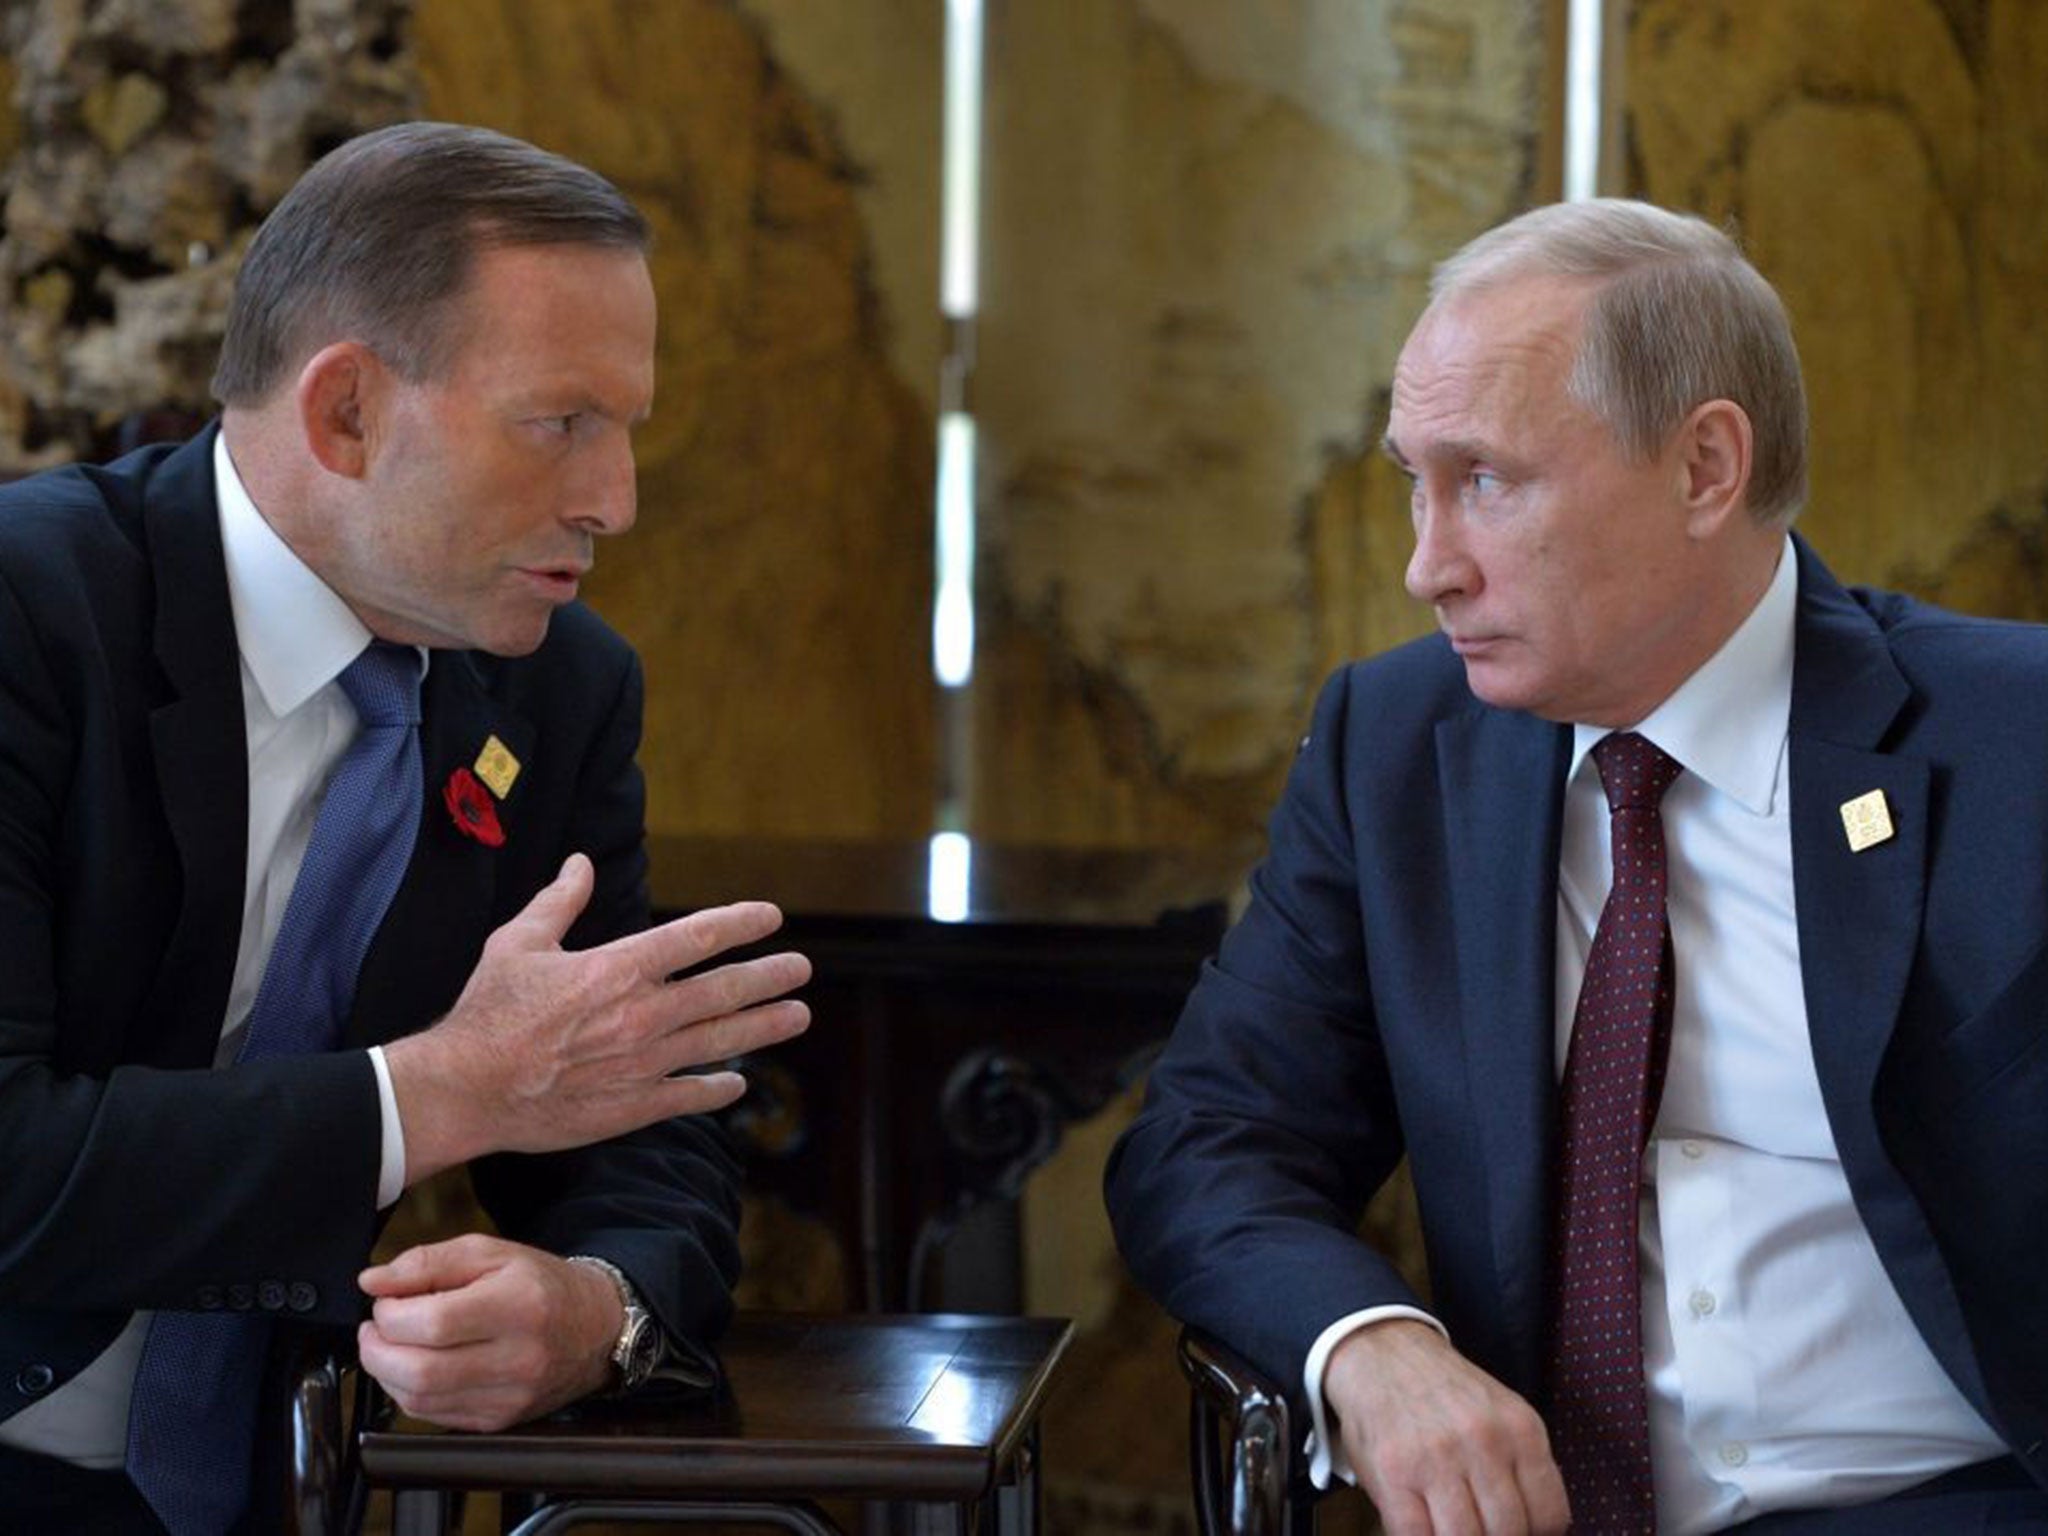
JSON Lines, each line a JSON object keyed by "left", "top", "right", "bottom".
{"left": 620, "top": 1313, "right": 663, "bottom": 1387}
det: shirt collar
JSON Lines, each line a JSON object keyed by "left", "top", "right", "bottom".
{"left": 1566, "top": 536, "right": 1798, "bottom": 816}
{"left": 214, "top": 431, "right": 374, "bottom": 719}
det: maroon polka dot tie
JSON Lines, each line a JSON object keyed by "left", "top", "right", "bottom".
{"left": 1550, "top": 731, "right": 1682, "bottom": 1535}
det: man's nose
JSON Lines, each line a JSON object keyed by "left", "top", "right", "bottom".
{"left": 1404, "top": 497, "right": 1476, "bottom": 606}
{"left": 573, "top": 435, "right": 639, "bottom": 538}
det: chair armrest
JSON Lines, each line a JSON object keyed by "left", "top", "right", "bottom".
{"left": 1178, "top": 1325, "right": 1309, "bottom": 1536}
{"left": 284, "top": 1341, "right": 387, "bottom": 1536}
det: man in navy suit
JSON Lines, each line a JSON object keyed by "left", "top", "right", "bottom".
{"left": 1108, "top": 200, "right": 2048, "bottom": 1534}
{"left": 0, "top": 123, "right": 811, "bottom": 1532}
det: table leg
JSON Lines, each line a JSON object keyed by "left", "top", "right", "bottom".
{"left": 1014, "top": 1422, "right": 1042, "bottom": 1535}
{"left": 391, "top": 1488, "right": 451, "bottom": 1536}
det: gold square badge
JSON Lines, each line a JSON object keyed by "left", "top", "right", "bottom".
{"left": 1840, "top": 789, "right": 1894, "bottom": 852}
{"left": 473, "top": 735, "right": 522, "bottom": 800}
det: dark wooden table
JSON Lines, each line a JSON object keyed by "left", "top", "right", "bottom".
{"left": 650, "top": 835, "right": 1253, "bottom": 1312}
{"left": 361, "top": 1312, "right": 1075, "bottom": 1534}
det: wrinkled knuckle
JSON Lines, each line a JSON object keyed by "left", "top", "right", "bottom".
{"left": 1372, "top": 1439, "right": 1432, "bottom": 1490}
{"left": 400, "top": 1311, "right": 448, "bottom": 1351}
{"left": 1504, "top": 1399, "right": 1553, "bottom": 1453}
{"left": 708, "top": 968, "right": 750, "bottom": 1017}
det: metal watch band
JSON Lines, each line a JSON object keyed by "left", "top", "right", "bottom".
{"left": 565, "top": 1254, "right": 662, "bottom": 1392}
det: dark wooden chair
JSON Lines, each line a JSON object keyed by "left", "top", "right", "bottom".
{"left": 288, "top": 1311, "right": 1072, "bottom": 1536}
{"left": 1179, "top": 1326, "right": 1320, "bottom": 1536}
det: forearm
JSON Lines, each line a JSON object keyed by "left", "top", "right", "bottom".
{"left": 0, "top": 1049, "right": 383, "bottom": 1320}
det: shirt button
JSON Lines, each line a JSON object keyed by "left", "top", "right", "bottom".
{"left": 1680, "top": 1140, "right": 1705, "bottom": 1160}
{"left": 1689, "top": 1288, "right": 1718, "bottom": 1318}
{"left": 258, "top": 1280, "right": 287, "bottom": 1311}
{"left": 287, "top": 1282, "right": 319, "bottom": 1314}
{"left": 1720, "top": 1441, "right": 1749, "bottom": 1468}
{"left": 14, "top": 1364, "right": 54, "bottom": 1397}
{"left": 227, "top": 1283, "right": 255, "bottom": 1311}
{"left": 196, "top": 1284, "right": 225, "bottom": 1311}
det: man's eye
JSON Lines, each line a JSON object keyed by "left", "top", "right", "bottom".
{"left": 539, "top": 414, "right": 579, "bottom": 436}
{"left": 1465, "top": 470, "right": 1503, "bottom": 498}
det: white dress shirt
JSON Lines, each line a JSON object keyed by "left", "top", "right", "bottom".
{"left": 0, "top": 435, "right": 412, "bottom": 1466}
{"left": 1306, "top": 541, "right": 2004, "bottom": 1527}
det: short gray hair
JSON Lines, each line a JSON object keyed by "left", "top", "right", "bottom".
{"left": 213, "top": 121, "right": 649, "bottom": 406}
{"left": 1431, "top": 199, "right": 1807, "bottom": 524}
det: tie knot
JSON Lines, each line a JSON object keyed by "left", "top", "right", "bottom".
{"left": 1592, "top": 731, "right": 1681, "bottom": 812}
{"left": 339, "top": 641, "right": 421, "bottom": 727}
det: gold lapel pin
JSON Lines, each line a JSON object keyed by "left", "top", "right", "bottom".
{"left": 473, "top": 734, "right": 522, "bottom": 800}
{"left": 1840, "top": 789, "right": 1893, "bottom": 852}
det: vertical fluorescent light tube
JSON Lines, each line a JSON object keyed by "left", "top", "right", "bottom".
{"left": 927, "top": 830, "right": 973, "bottom": 923}
{"left": 935, "top": 0, "right": 983, "bottom": 690}
{"left": 934, "top": 412, "right": 977, "bottom": 687}
{"left": 1564, "top": 0, "right": 1604, "bottom": 202}
{"left": 942, "top": 0, "right": 983, "bottom": 318}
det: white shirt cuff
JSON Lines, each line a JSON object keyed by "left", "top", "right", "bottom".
{"left": 1303, "top": 1306, "right": 1449, "bottom": 1487}
{"left": 367, "top": 1045, "right": 407, "bottom": 1210}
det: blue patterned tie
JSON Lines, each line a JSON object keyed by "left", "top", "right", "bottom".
{"left": 127, "top": 641, "right": 422, "bottom": 1536}
{"left": 1549, "top": 731, "right": 1682, "bottom": 1536}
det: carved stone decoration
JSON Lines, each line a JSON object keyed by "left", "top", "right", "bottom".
{"left": 0, "top": 0, "right": 418, "bottom": 469}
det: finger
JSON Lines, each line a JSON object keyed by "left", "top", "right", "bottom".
{"left": 1373, "top": 1487, "right": 1433, "bottom": 1536}
{"left": 1421, "top": 1480, "right": 1484, "bottom": 1536}
{"left": 1515, "top": 1452, "right": 1570, "bottom": 1534}
{"left": 493, "top": 854, "right": 596, "bottom": 953}
{"left": 645, "top": 1068, "right": 752, "bottom": 1120}
{"left": 1470, "top": 1465, "right": 1535, "bottom": 1536}
{"left": 646, "top": 999, "right": 811, "bottom": 1076}
{"left": 653, "top": 952, "right": 812, "bottom": 1031}
{"left": 367, "top": 1285, "right": 505, "bottom": 1350}
{"left": 618, "top": 901, "right": 786, "bottom": 981}
{"left": 359, "top": 1233, "right": 509, "bottom": 1298}
{"left": 357, "top": 1326, "right": 511, "bottom": 1421}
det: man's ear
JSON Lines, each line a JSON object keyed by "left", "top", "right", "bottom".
{"left": 293, "top": 342, "right": 381, "bottom": 479}
{"left": 1677, "top": 398, "right": 1754, "bottom": 539}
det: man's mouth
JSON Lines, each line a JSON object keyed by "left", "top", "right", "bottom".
{"left": 519, "top": 563, "right": 588, "bottom": 599}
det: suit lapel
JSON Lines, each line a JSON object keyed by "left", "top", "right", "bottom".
{"left": 348, "top": 650, "right": 530, "bottom": 1046}
{"left": 1780, "top": 540, "right": 1991, "bottom": 1398}
{"left": 1784, "top": 539, "right": 1926, "bottom": 1149}
{"left": 139, "top": 428, "right": 251, "bottom": 1068}
{"left": 1437, "top": 703, "right": 1571, "bottom": 1390}
{"left": 129, "top": 431, "right": 534, "bottom": 1060}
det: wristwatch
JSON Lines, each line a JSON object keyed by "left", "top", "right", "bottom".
{"left": 567, "top": 1255, "right": 663, "bottom": 1393}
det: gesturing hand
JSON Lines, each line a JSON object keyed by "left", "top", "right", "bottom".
{"left": 357, "top": 1234, "right": 619, "bottom": 1431}
{"left": 1327, "top": 1320, "right": 1570, "bottom": 1536}
{"left": 384, "top": 852, "right": 811, "bottom": 1184}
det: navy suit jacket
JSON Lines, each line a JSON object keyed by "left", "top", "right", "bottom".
{"left": 1107, "top": 537, "right": 2046, "bottom": 1485}
{"left": 0, "top": 428, "right": 741, "bottom": 1432}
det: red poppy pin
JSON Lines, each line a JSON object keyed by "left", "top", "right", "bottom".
{"left": 442, "top": 766, "right": 506, "bottom": 847}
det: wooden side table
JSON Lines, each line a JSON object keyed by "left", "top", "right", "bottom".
{"left": 353, "top": 1312, "right": 1074, "bottom": 1535}
{"left": 649, "top": 834, "right": 1249, "bottom": 1311}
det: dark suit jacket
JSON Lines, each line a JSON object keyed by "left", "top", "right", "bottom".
{"left": 1106, "top": 536, "right": 2047, "bottom": 1485}
{"left": 0, "top": 427, "right": 740, "bottom": 1431}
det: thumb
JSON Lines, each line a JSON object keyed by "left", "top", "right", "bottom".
{"left": 500, "top": 852, "right": 596, "bottom": 952}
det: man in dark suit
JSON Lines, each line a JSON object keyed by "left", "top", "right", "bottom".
{"left": 0, "top": 122, "right": 811, "bottom": 1533}
{"left": 1107, "top": 200, "right": 2048, "bottom": 1534}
